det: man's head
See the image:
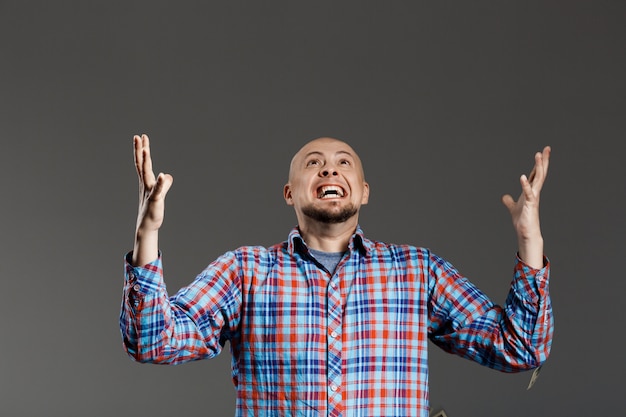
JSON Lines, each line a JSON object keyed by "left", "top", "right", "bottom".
{"left": 284, "top": 137, "right": 369, "bottom": 228}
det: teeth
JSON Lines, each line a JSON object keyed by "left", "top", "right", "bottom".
{"left": 318, "top": 185, "right": 344, "bottom": 198}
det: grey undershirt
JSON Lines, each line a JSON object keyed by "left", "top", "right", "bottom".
{"left": 308, "top": 248, "right": 346, "bottom": 275}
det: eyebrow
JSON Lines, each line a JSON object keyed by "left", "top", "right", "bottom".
{"left": 303, "top": 150, "right": 354, "bottom": 159}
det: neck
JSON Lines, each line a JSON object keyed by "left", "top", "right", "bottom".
{"left": 298, "top": 218, "right": 358, "bottom": 252}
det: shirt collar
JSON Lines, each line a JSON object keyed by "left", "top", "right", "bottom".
{"left": 287, "top": 225, "right": 372, "bottom": 257}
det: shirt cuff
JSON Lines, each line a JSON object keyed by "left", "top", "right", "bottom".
{"left": 516, "top": 254, "right": 550, "bottom": 280}
{"left": 124, "top": 251, "right": 164, "bottom": 295}
{"left": 514, "top": 254, "right": 550, "bottom": 301}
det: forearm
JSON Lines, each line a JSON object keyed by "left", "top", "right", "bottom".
{"left": 428, "top": 253, "right": 553, "bottom": 372}
{"left": 500, "top": 257, "right": 553, "bottom": 369}
{"left": 459, "top": 294, "right": 552, "bottom": 372}
{"left": 493, "top": 258, "right": 553, "bottom": 370}
{"left": 131, "top": 228, "right": 159, "bottom": 266}
{"left": 121, "top": 291, "right": 213, "bottom": 364}
{"left": 120, "top": 255, "right": 217, "bottom": 364}
{"left": 121, "top": 251, "right": 243, "bottom": 365}
{"left": 517, "top": 233, "right": 544, "bottom": 270}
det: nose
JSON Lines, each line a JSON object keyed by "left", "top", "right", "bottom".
{"left": 320, "top": 167, "right": 338, "bottom": 177}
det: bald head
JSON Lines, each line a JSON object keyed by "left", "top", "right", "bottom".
{"left": 288, "top": 137, "right": 366, "bottom": 182}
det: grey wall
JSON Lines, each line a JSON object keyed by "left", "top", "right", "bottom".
{"left": 1, "top": 1, "right": 624, "bottom": 416}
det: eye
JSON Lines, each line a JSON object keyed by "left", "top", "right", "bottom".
{"left": 306, "top": 159, "right": 320, "bottom": 167}
{"left": 339, "top": 159, "right": 351, "bottom": 166}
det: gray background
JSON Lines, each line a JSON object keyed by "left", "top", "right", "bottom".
{"left": 1, "top": 1, "right": 624, "bottom": 416}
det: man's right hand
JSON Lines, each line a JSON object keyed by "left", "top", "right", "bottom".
{"left": 131, "top": 134, "right": 173, "bottom": 266}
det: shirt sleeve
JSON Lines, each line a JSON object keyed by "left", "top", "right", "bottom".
{"left": 427, "top": 252, "right": 553, "bottom": 372}
{"left": 119, "top": 250, "right": 242, "bottom": 365}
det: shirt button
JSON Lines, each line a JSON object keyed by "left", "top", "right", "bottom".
{"left": 330, "top": 331, "right": 338, "bottom": 338}
{"left": 330, "top": 384, "right": 338, "bottom": 392}
{"left": 133, "top": 284, "right": 141, "bottom": 292}
{"left": 330, "top": 282, "right": 337, "bottom": 288}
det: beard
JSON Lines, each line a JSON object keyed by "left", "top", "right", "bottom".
{"left": 301, "top": 202, "right": 358, "bottom": 224}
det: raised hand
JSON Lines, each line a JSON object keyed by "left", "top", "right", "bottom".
{"left": 132, "top": 134, "right": 173, "bottom": 266}
{"left": 501, "top": 146, "right": 551, "bottom": 269}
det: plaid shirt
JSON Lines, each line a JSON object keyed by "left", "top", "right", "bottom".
{"left": 120, "top": 227, "right": 553, "bottom": 417}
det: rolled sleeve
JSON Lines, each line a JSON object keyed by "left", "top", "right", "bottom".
{"left": 124, "top": 251, "right": 164, "bottom": 297}
{"left": 506, "top": 255, "right": 553, "bottom": 365}
{"left": 512, "top": 255, "right": 550, "bottom": 302}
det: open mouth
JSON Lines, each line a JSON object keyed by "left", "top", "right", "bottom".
{"left": 317, "top": 185, "right": 345, "bottom": 199}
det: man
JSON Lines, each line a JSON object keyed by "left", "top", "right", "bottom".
{"left": 120, "top": 135, "right": 553, "bottom": 417}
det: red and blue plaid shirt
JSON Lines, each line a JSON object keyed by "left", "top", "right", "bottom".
{"left": 121, "top": 227, "right": 553, "bottom": 417}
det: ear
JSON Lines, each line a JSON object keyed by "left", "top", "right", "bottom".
{"left": 284, "top": 183, "right": 294, "bottom": 206}
{"left": 361, "top": 181, "right": 370, "bottom": 205}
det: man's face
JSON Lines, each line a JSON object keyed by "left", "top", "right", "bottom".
{"left": 284, "top": 138, "right": 369, "bottom": 225}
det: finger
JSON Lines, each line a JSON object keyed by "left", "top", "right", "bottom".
{"left": 141, "top": 134, "right": 156, "bottom": 188}
{"left": 133, "top": 135, "right": 144, "bottom": 180}
{"left": 531, "top": 146, "right": 552, "bottom": 189}
{"left": 528, "top": 164, "right": 537, "bottom": 183}
{"left": 520, "top": 174, "right": 535, "bottom": 201}
{"left": 526, "top": 147, "right": 546, "bottom": 188}
{"left": 530, "top": 147, "right": 547, "bottom": 182}
{"left": 541, "top": 145, "right": 551, "bottom": 175}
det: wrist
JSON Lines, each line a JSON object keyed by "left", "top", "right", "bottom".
{"left": 135, "top": 227, "right": 159, "bottom": 240}
{"left": 517, "top": 235, "right": 544, "bottom": 269}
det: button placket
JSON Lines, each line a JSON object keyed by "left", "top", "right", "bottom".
{"left": 326, "top": 272, "right": 343, "bottom": 411}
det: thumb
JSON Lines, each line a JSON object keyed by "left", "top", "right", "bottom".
{"left": 501, "top": 194, "right": 515, "bottom": 212}
{"left": 152, "top": 173, "right": 174, "bottom": 200}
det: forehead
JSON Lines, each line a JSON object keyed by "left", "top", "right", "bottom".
{"left": 294, "top": 138, "right": 358, "bottom": 162}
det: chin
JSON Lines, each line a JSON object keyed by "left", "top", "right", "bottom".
{"left": 302, "top": 204, "right": 358, "bottom": 224}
